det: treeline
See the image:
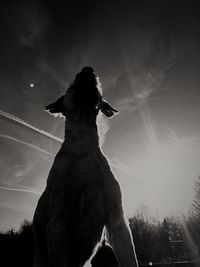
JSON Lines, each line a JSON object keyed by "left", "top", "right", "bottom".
{"left": 0, "top": 211, "right": 199, "bottom": 267}
{"left": 0, "top": 220, "right": 34, "bottom": 267}
{"left": 130, "top": 211, "right": 199, "bottom": 264}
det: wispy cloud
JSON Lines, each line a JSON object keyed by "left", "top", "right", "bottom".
{"left": 37, "top": 60, "right": 69, "bottom": 88}
{"left": 125, "top": 64, "right": 175, "bottom": 147}
{"left": 110, "top": 158, "right": 133, "bottom": 176}
{"left": 13, "top": 2, "right": 49, "bottom": 49}
{"left": 117, "top": 97, "right": 137, "bottom": 115}
{"left": 97, "top": 113, "right": 110, "bottom": 147}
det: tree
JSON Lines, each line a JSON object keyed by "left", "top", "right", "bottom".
{"left": 0, "top": 220, "right": 34, "bottom": 267}
{"left": 186, "top": 177, "right": 200, "bottom": 257}
{"left": 191, "top": 177, "right": 200, "bottom": 221}
{"left": 129, "top": 206, "right": 171, "bottom": 264}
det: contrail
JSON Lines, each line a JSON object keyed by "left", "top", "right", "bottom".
{"left": 0, "top": 186, "right": 42, "bottom": 195}
{"left": 0, "top": 110, "right": 128, "bottom": 177}
{"left": 0, "top": 110, "right": 60, "bottom": 195}
{"left": 0, "top": 133, "right": 55, "bottom": 157}
{"left": 0, "top": 110, "right": 63, "bottom": 143}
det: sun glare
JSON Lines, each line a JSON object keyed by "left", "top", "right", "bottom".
{"left": 120, "top": 138, "right": 199, "bottom": 218}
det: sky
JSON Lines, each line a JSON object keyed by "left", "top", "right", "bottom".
{"left": 0, "top": 0, "right": 200, "bottom": 231}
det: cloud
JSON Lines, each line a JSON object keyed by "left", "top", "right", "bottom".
{"left": 97, "top": 113, "right": 110, "bottom": 147}
{"left": 8, "top": 1, "right": 50, "bottom": 49}
{"left": 110, "top": 158, "right": 133, "bottom": 176}
{"left": 116, "top": 97, "right": 136, "bottom": 113}
{"left": 37, "top": 61, "right": 69, "bottom": 88}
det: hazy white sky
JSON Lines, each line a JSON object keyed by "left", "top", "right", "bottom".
{"left": 0, "top": 0, "right": 200, "bottom": 230}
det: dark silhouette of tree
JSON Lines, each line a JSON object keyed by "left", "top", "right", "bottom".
{"left": 191, "top": 177, "right": 200, "bottom": 222}
{"left": 0, "top": 220, "right": 34, "bottom": 267}
{"left": 129, "top": 207, "right": 192, "bottom": 264}
{"left": 129, "top": 207, "right": 171, "bottom": 264}
{"left": 186, "top": 177, "right": 200, "bottom": 258}
{"left": 0, "top": 213, "right": 197, "bottom": 266}
{"left": 163, "top": 217, "right": 193, "bottom": 262}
